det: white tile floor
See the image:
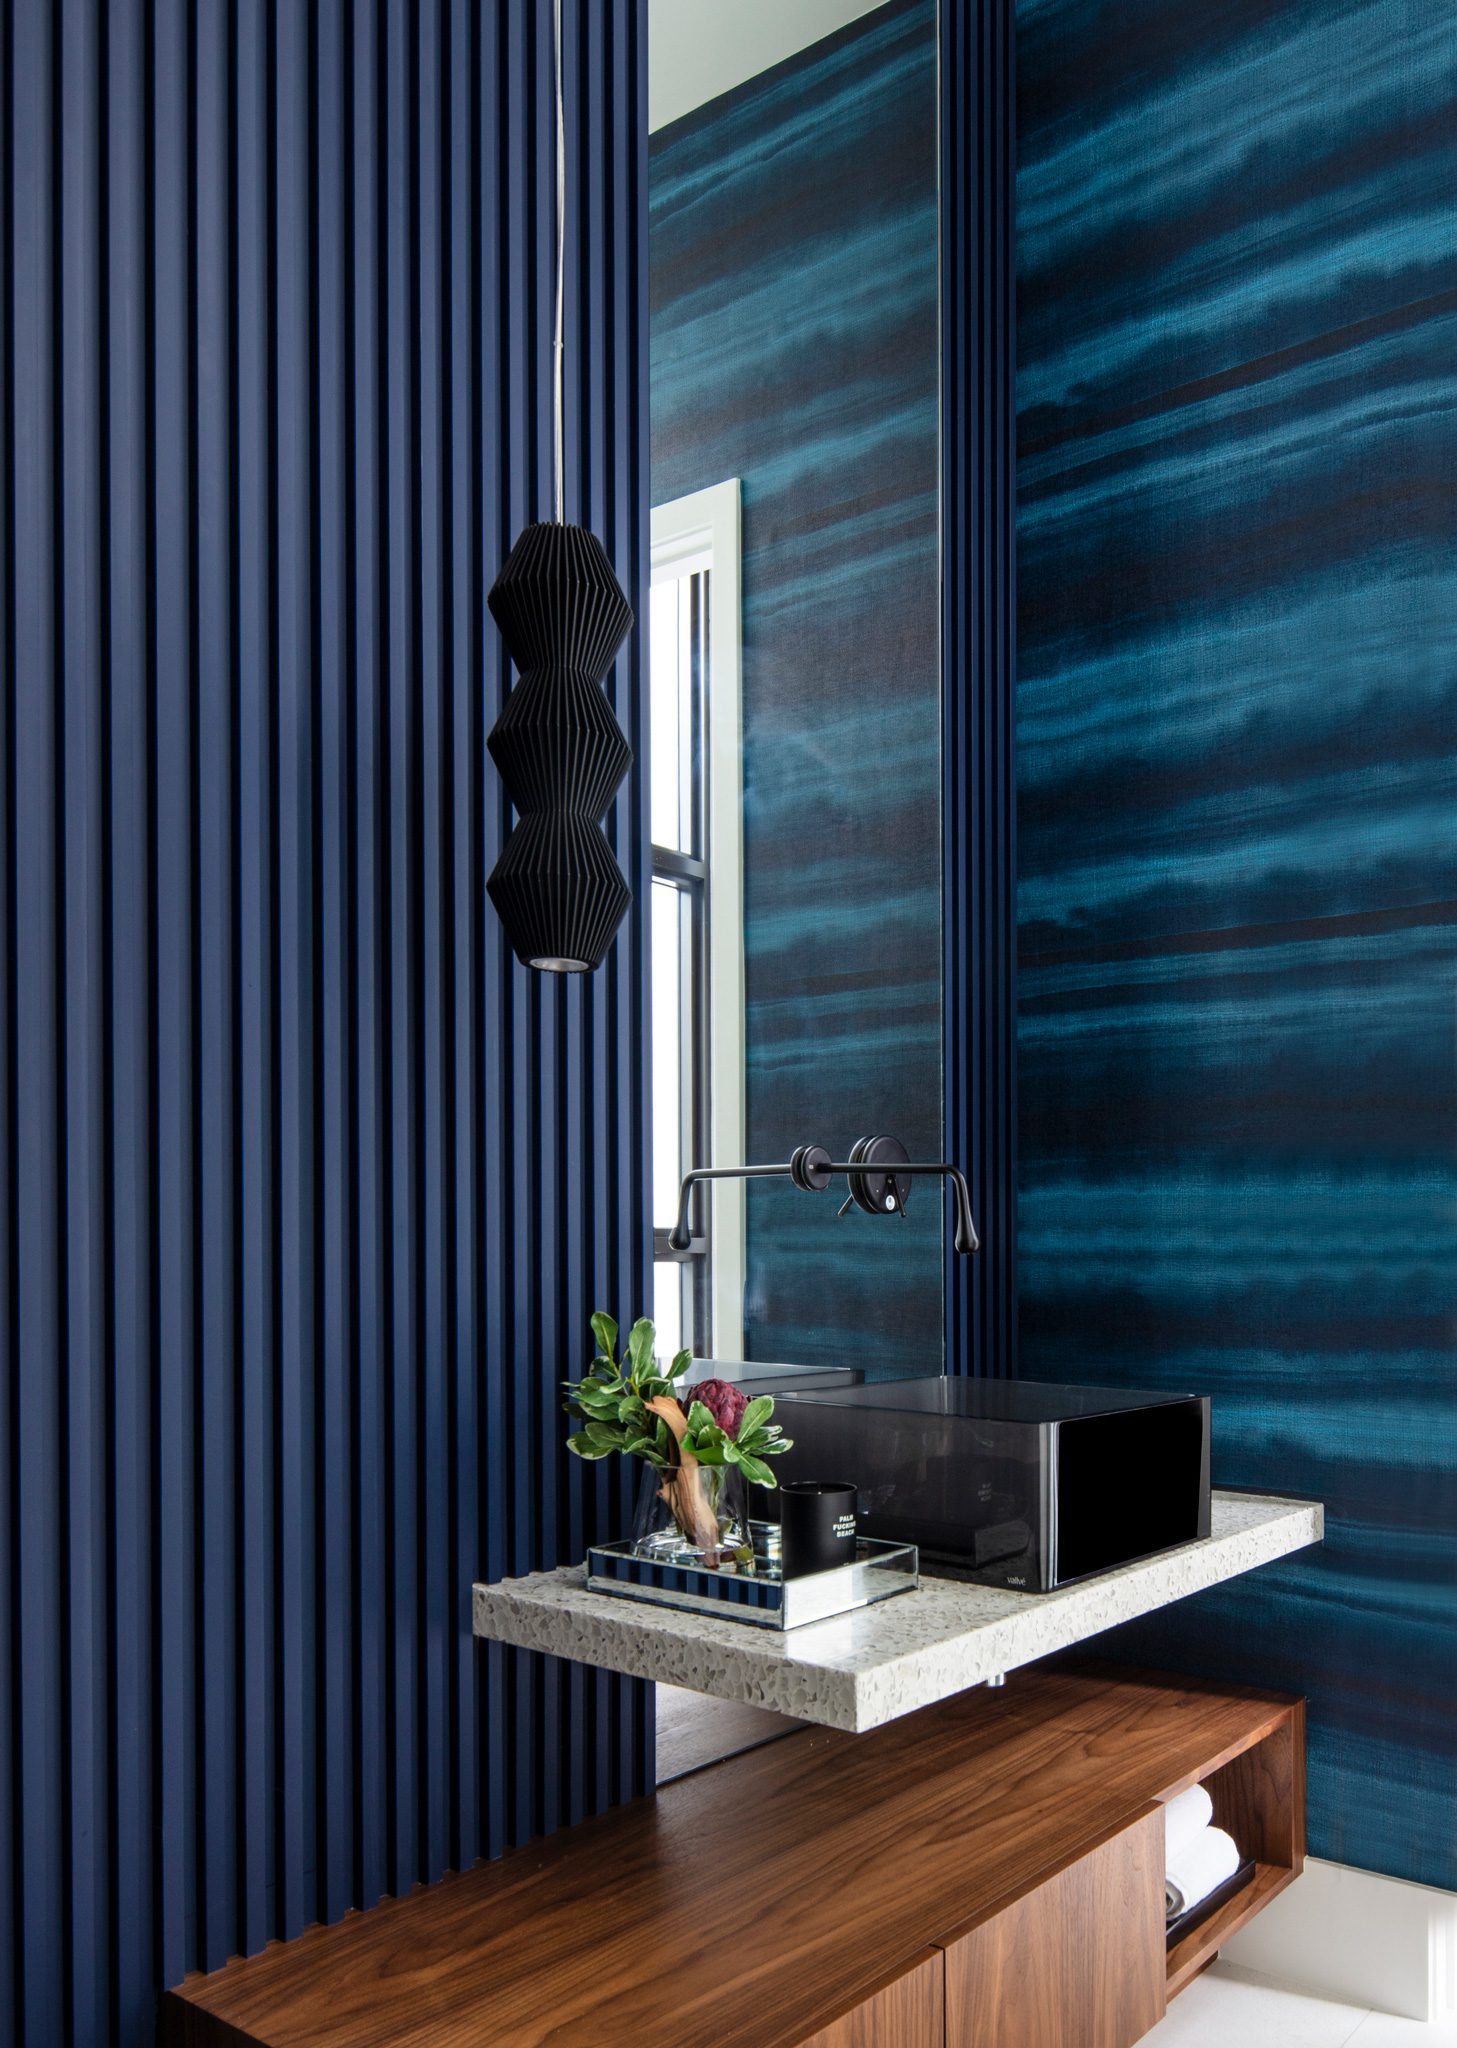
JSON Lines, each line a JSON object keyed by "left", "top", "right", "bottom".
{"left": 1146, "top": 1964, "right": 1457, "bottom": 2046}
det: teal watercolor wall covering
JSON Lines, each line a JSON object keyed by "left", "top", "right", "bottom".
{"left": 1016, "top": 0, "right": 1457, "bottom": 1885}
{"left": 650, "top": 0, "right": 943, "bottom": 1375}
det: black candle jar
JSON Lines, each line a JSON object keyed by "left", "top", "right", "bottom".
{"left": 779, "top": 1481, "right": 858, "bottom": 1577}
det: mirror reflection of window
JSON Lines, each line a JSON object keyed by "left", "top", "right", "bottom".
{"left": 650, "top": 563, "right": 707, "bottom": 1361}
{"left": 650, "top": 482, "right": 745, "bottom": 1366}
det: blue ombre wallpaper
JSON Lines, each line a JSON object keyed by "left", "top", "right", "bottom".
{"left": 1016, "top": 0, "right": 1457, "bottom": 1885}
{"left": 651, "top": 0, "right": 943, "bottom": 1373}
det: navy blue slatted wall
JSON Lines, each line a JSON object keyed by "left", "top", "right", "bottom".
{"left": 943, "top": 0, "right": 1018, "bottom": 1378}
{"left": 0, "top": 3, "right": 650, "bottom": 2041}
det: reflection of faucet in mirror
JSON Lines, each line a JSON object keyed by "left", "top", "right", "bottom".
{"left": 666, "top": 1136, "right": 980, "bottom": 1260}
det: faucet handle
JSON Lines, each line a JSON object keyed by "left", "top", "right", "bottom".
{"left": 788, "top": 1144, "right": 833, "bottom": 1192}
{"left": 845, "top": 1135, "right": 912, "bottom": 1217}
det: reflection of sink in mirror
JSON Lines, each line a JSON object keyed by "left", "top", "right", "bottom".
{"left": 684, "top": 1351, "right": 946, "bottom": 1400}
{"left": 647, "top": 0, "right": 944, "bottom": 1388}
{"left": 682, "top": 1357, "right": 865, "bottom": 1397}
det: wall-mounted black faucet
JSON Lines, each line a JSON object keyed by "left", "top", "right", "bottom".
{"left": 666, "top": 1135, "right": 980, "bottom": 1258}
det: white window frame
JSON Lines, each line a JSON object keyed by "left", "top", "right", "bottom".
{"left": 651, "top": 478, "right": 746, "bottom": 1359}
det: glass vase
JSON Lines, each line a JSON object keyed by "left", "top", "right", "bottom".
{"left": 632, "top": 1458, "right": 751, "bottom": 1572}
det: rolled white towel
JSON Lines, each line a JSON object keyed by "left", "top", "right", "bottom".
{"left": 1161, "top": 1782, "right": 1214, "bottom": 1864}
{"left": 1165, "top": 1823, "right": 1240, "bottom": 1922}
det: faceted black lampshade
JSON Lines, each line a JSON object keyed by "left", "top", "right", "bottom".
{"left": 486, "top": 522, "right": 635, "bottom": 972}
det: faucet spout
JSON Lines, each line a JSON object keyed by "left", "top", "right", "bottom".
{"left": 666, "top": 1142, "right": 979, "bottom": 1256}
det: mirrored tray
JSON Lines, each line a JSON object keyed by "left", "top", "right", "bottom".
{"left": 585, "top": 1527, "right": 918, "bottom": 1631}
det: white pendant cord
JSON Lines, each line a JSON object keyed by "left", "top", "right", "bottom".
{"left": 553, "top": 0, "right": 566, "bottom": 525}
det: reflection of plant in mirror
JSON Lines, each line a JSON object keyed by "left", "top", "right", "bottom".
{"left": 564, "top": 1312, "right": 793, "bottom": 1561}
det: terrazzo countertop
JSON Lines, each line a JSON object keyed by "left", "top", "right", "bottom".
{"left": 472, "top": 1490, "right": 1322, "bottom": 1732}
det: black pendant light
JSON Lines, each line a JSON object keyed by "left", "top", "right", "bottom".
{"left": 487, "top": 0, "right": 635, "bottom": 974}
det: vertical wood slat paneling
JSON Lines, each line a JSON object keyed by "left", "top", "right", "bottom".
{"left": 103, "top": 0, "right": 159, "bottom": 2019}
{"left": 942, "top": 0, "right": 1018, "bottom": 1380}
{"left": 59, "top": 3, "right": 110, "bottom": 2041}
{"left": 416, "top": 0, "right": 451, "bottom": 1892}
{"left": 194, "top": 0, "right": 240, "bottom": 1976}
{"left": 446, "top": 0, "right": 480, "bottom": 1879}
{"left": 350, "top": 0, "right": 389, "bottom": 1921}
{"left": 272, "top": 0, "right": 317, "bottom": 1943}
{"left": 11, "top": 14, "right": 67, "bottom": 2048}
{"left": 0, "top": 2, "right": 14, "bottom": 2031}
{"left": 234, "top": 0, "right": 278, "bottom": 1969}
{"left": 313, "top": 0, "right": 354, "bottom": 1933}
{"left": 151, "top": 0, "right": 199, "bottom": 1986}
{"left": 0, "top": 4, "right": 650, "bottom": 2041}
{"left": 383, "top": 0, "right": 420, "bottom": 1905}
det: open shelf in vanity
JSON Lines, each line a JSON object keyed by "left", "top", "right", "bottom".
{"left": 1162, "top": 1704, "right": 1306, "bottom": 1998}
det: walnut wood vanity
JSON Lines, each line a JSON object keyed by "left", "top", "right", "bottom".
{"left": 163, "top": 1657, "right": 1303, "bottom": 2047}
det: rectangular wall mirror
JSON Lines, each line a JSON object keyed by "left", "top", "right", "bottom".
{"left": 648, "top": 0, "right": 943, "bottom": 1387}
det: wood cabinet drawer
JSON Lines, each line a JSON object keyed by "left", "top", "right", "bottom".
{"left": 942, "top": 1808, "right": 1165, "bottom": 2048}
{"left": 798, "top": 1949, "right": 945, "bottom": 2048}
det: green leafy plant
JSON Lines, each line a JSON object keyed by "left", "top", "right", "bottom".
{"left": 564, "top": 1312, "right": 793, "bottom": 1562}
{"left": 563, "top": 1310, "right": 793, "bottom": 1483}
{"left": 678, "top": 1394, "right": 787, "bottom": 1491}
{"left": 561, "top": 1310, "right": 690, "bottom": 1468}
